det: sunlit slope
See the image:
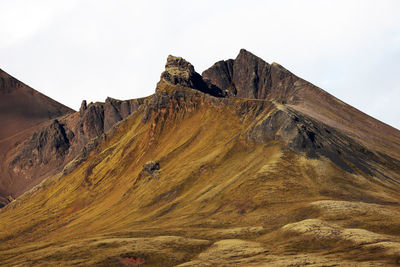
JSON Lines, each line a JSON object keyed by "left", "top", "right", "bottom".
{"left": 1, "top": 84, "right": 400, "bottom": 266}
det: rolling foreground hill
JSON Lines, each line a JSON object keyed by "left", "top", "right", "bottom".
{"left": 1, "top": 50, "right": 400, "bottom": 266}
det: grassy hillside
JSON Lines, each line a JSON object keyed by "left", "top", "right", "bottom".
{"left": 1, "top": 84, "right": 400, "bottom": 266}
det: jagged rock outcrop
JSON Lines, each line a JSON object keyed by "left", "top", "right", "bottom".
{"left": 77, "top": 98, "right": 146, "bottom": 143}
{"left": 135, "top": 161, "right": 161, "bottom": 185}
{"left": 140, "top": 53, "right": 400, "bottom": 179}
{"left": 80, "top": 103, "right": 105, "bottom": 140}
{"left": 159, "top": 55, "right": 226, "bottom": 97}
{"left": 7, "top": 97, "right": 146, "bottom": 197}
{"left": 0, "top": 68, "right": 74, "bottom": 206}
{"left": 79, "top": 100, "right": 87, "bottom": 115}
{"left": 203, "top": 49, "right": 299, "bottom": 102}
{"left": 143, "top": 161, "right": 160, "bottom": 175}
{"left": 246, "top": 107, "right": 400, "bottom": 176}
{"left": 203, "top": 49, "right": 400, "bottom": 163}
{"left": 10, "top": 120, "right": 72, "bottom": 172}
{"left": 201, "top": 59, "right": 236, "bottom": 95}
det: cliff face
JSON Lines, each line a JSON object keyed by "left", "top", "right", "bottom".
{"left": 202, "top": 49, "right": 298, "bottom": 101}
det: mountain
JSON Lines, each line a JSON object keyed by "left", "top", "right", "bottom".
{"left": 0, "top": 69, "right": 149, "bottom": 207}
{"left": 203, "top": 49, "right": 400, "bottom": 160}
{"left": 0, "top": 69, "right": 74, "bottom": 139}
{"left": 0, "top": 69, "right": 74, "bottom": 205}
{"left": 0, "top": 50, "right": 400, "bottom": 266}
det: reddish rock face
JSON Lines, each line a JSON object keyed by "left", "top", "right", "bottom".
{"left": 202, "top": 59, "right": 235, "bottom": 95}
{"left": 0, "top": 69, "right": 146, "bottom": 206}
{"left": 0, "top": 69, "right": 74, "bottom": 205}
{"left": 5, "top": 96, "right": 147, "bottom": 206}
{"left": 0, "top": 69, "right": 74, "bottom": 140}
{"left": 203, "top": 49, "right": 400, "bottom": 162}
{"left": 203, "top": 49, "right": 298, "bottom": 102}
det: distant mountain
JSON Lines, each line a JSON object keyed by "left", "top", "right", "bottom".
{"left": 0, "top": 69, "right": 74, "bottom": 139}
{"left": 0, "top": 51, "right": 400, "bottom": 266}
{"left": 0, "top": 69, "right": 74, "bottom": 205}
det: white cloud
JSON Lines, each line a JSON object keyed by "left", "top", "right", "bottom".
{"left": 0, "top": 0, "right": 399, "bottom": 129}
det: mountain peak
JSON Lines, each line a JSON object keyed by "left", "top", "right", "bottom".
{"left": 158, "top": 55, "right": 226, "bottom": 97}
{"left": 237, "top": 48, "right": 258, "bottom": 59}
{"left": 160, "top": 55, "right": 196, "bottom": 88}
{"left": 202, "top": 49, "right": 297, "bottom": 101}
{"left": 165, "top": 55, "right": 194, "bottom": 77}
{"left": 0, "top": 68, "right": 74, "bottom": 139}
{"left": 0, "top": 68, "right": 23, "bottom": 93}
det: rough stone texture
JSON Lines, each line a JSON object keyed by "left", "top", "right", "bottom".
{"left": 160, "top": 55, "right": 226, "bottom": 97}
{"left": 202, "top": 49, "right": 299, "bottom": 102}
{"left": 104, "top": 97, "right": 123, "bottom": 132}
{"left": 247, "top": 107, "right": 400, "bottom": 176}
{"left": 143, "top": 161, "right": 160, "bottom": 175}
{"left": 75, "top": 97, "right": 145, "bottom": 146}
{"left": 203, "top": 49, "right": 400, "bottom": 164}
{"left": 81, "top": 103, "right": 105, "bottom": 140}
{"left": 63, "top": 133, "right": 106, "bottom": 175}
{"left": 233, "top": 49, "right": 271, "bottom": 99}
{"left": 144, "top": 79, "right": 232, "bottom": 124}
{"left": 0, "top": 69, "right": 75, "bottom": 206}
{"left": 202, "top": 59, "right": 235, "bottom": 95}
{"left": 8, "top": 97, "right": 147, "bottom": 199}
{"left": 135, "top": 161, "right": 161, "bottom": 184}
{"left": 79, "top": 100, "right": 87, "bottom": 116}
{"left": 10, "top": 119, "right": 71, "bottom": 171}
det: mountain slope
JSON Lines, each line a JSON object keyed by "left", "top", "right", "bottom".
{"left": 0, "top": 69, "right": 74, "bottom": 205}
{"left": 0, "top": 69, "right": 74, "bottom": 139}
{"left": 0, "top": 52, "right": 400, "bottom": 266}
{"left": 203, "top": 49, "right": 400, "bottom": 159}
{"left": 0, "top": 69, "right": 149, "bottom": 207}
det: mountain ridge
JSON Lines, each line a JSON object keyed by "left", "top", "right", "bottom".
{"left": 203, "top": 49, "right": 400, "bottom": 159}
{"left": 2, "top": 49, "right": 399, "bottom": 205}
{"left": 0, "top": 50, "right": 400, "bottom": 265}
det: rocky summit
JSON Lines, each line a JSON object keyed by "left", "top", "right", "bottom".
{"left": 160, "top": 55, "right": 226, "bottom": 97}
{"left": 0, "top": 50, "right": 400, "bottom": 266}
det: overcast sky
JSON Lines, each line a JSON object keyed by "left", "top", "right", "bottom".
{"left": 0, "top": 0, "right": 399, "bottom": 129}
